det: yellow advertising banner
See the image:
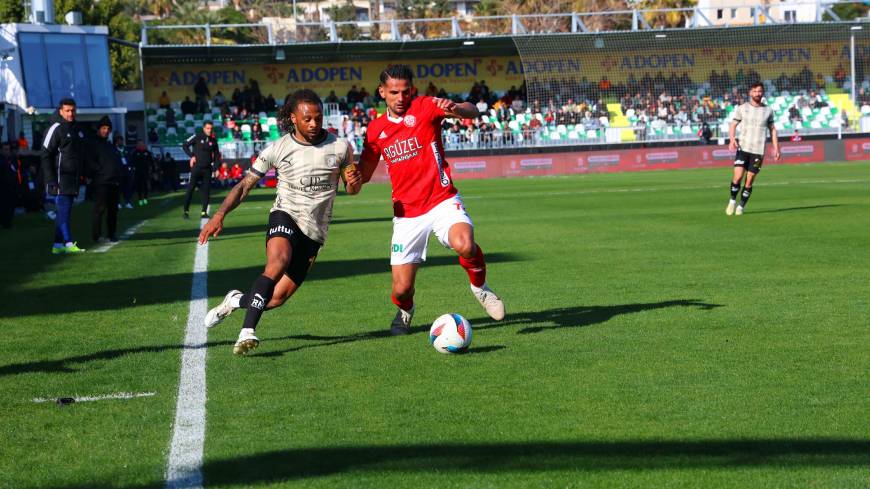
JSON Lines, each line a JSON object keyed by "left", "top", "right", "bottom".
{"left": 144, "top": 40, "right": 867, "bottom": 103}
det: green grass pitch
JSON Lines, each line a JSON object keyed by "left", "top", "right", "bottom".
{"left": 0, "top": 162, "right": 868, "bottom": 488}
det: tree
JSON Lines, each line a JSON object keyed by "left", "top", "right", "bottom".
{"left": 634, "top": 0, "right": 698, "bottom": 29}
{"left": 824, "top": 2, "right": 870, "bottom": 21}
{"left": 326, "top": 0, "right": 360, "bottom": 41}
{"left": 0, "top": 0, "right": 25, "bottom": 23}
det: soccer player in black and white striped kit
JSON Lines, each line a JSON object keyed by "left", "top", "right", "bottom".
{"left": 726, "top": 82, "right": 781, "bottom": 216}
{"left": 198, "top": 90, "right": 362, "bottom": 355}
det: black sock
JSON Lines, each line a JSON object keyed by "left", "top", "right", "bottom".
{"left": 238, "top": 293, "right": 250, "bottom": 308}
{"left": 739, "top": 186, "right": 753, "bottom": 207}
{"left": 730, "top": 182, "right": 741, "bottom": 200}
{"left": 241, "top": 275, "right": 276, "bottom": 331}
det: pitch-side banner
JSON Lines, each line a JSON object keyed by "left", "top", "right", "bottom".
{"left": 144, "top": 40, "right": 867, "bottom": 103}
{"left": 360, "top": 141, "right": 839, "bottom": 184}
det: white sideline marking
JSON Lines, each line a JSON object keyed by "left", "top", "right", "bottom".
{"left": 165, "top": 218, "right": 209, "bottom": 489}
{"left": 91, "top": 219, "right": 149, "bottom": 253}
{"left": 32, "top": 392, "right": 155, "bottom": 403}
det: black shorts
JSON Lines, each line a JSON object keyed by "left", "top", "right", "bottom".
{"left": 266, "top": 211, "right": 321, "bottom": 285}
{"left": 734, "top": 150, "right": 764, "bottom": 173}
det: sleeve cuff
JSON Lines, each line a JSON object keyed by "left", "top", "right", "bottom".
{"left": 249, "top": 167, "right": 265, "bottom": 177}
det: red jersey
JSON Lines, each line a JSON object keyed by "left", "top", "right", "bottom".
{"left": 362, "top": 96, "right": 457, "bottom": 217}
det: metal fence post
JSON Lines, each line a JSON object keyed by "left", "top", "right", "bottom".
{"left": 205, "top": 24, "right": 211, "bottom": 46}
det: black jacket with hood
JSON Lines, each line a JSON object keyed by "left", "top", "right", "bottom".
{"left": 40, "top": 111, "right": 87, "bottom": 195}
{"left": 88, "top": 117, "right": 123, "bottom": 186}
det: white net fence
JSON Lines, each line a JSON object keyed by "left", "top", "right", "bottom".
{"left": 509, "top": 23, "right": 870, "bottom": 147}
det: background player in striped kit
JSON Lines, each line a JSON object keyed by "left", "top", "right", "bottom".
{"left": 727, "top": 82, "right": 781, "bottom": 216}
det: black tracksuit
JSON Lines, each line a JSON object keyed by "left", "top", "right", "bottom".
{"left": 182, "top": 131, "right": 220, "bottom": 214}
{"left": 0, "top": 155, "right": 17, "bottom": 228}
{"left": 89, "top": 137, "right": 124, "bottom": 240}
{"left": 40, "top": 112, "right": 87, "bottom": 196}
{"left": 129, "top": 148, "right": 155, "bottom": 201}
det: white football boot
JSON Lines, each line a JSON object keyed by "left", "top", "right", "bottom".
{"left": 735, "top": 205, "right": 744, "bottom": 216}
{"left": 233, "top": 328, "right": 260, "bottom": 355}
{"left": 204, "top": 289, "right": 243, "bottom": 329}
{"left": 390, "top": 305, "right": 415, "bottom": 336}
{"left": 725, "top": 200, "right": 736, "bottom": 216}
{"left": 472, "top": 283, "right": 505, "bottom": 321}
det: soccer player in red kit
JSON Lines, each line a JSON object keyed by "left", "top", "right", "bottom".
{"left": 360, "top": 64, "right": 505, "bottom": 335}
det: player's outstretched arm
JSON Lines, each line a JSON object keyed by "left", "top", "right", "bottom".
{"left": 198, "top": 173, "right": 260, "bottom": 245}
{"left": 433, "top": 97, "right": 479, "bottom": 119}
{"left": 344, "top": 166, "right": 362, "bottom": 195}
{"left": 769, "top": 125, "right": 781, "bottom": 161}
{"left": 358, "top": 147, "right": 380, "bottom": 183}
{"left": 728, "top": 120, "right": 739, "bottom": 152}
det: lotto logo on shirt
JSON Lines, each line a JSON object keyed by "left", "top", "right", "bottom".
{"left": 383, "top": 137, "right": 422, "bottom": 164}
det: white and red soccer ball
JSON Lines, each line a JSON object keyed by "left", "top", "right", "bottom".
{"left": 429, "top": 313, "right": 472, "bottom": 354}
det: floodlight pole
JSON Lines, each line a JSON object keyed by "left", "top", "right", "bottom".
{"left": 850, "top": 33, "right": 856, "bottom": 107}
{"left": 293, "top": 0, "right": 298, "bottom": 38}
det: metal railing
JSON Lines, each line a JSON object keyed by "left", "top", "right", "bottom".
{"left": 141, "top": 2, "right": 860, "bottom": 46}
{"left": 149, "top": 121, "right": 863, "bottom": 162}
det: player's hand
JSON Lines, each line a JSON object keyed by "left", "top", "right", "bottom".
{"left": 198, "top": 215, "right": 223, "bottom": 245}
{"left": 189, "top": 156, "right": 196, "bottom": 168}
{"left": 432, "top": 97, "right": 457, "bottom": 114}
{"left": 345, "top": 168, "right": 362, "bottom": 195}
{"left": 728, "top": 140, "right": 738, "bottom": 152}
{"left": 773, "top": 148, "right": 782, "bottom": 162}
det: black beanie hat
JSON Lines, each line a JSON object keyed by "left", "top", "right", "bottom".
{"left": 98, "top": 115, "right": 112, "bottom": 129}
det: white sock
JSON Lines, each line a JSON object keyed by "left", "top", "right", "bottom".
{"left": 228, "top": 293, "right": 241, "bottom": 308}
{"left": 65, "top": 241, "right": 74, "bottom": 247}
{"left": 729, "top": 199, "right": 736, "bottom": 205}
{"left": 470, "top": 282, "right": 488, "bottom": 293}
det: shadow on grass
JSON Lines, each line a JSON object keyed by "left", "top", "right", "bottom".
{"left": 750, "top": 204, "right": 843, "bottom": 214}
{"left": 247, "top": 300, "right": 720, "bottom": 358}
{"left": 50, "top": 438, "right": 870, "bottom": 488}
{"left": 0, "top": 300, "right": 712, "bottom": 376}
{"left": 131, "top": 216, "right": 392, "bottom": 242}
{"left": 0, "top": 253, "right": 521, "bottom": 319}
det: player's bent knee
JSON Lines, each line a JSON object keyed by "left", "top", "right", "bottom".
{"left": 452, "top": 239, "right": 475, "bottom": 258}
{"left": 392, "top": 284, "right": 415, "bottom": 300}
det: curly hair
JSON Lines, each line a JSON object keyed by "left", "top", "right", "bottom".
{"left": 277, "top": 89, "right": 323, "bottom": 133}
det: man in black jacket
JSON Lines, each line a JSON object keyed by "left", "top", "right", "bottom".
{"left": 41, "top": 98, "right": 87, "bottom": 254}
{"left": 89, "top": 116, "right": 122, "bottom": 243}
{"left": 129, "top": 140, "right": 155, "bottom": 206}
{"left": 0, "top": 141, "right": 18, "bottom": 229}
{"left": 182, "top": 121, "right": 220, "bottom": 218}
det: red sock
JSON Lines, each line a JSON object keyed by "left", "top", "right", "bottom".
{"left": 459, "top": 244, "right": 487, "bottom": 288}
{"left": 391, "top": 293, "right": 414, "bottom": 312}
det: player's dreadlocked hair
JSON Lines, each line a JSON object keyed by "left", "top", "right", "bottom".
{"left": 277, "top": 89, "right": 323, "bottom": 133}
{"left": 379, "top": 64, "right": 414, "bottom": 85}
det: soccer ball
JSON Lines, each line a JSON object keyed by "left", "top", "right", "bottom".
{"left": 429, "top": 313, "right": 472, "bottom": 354}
